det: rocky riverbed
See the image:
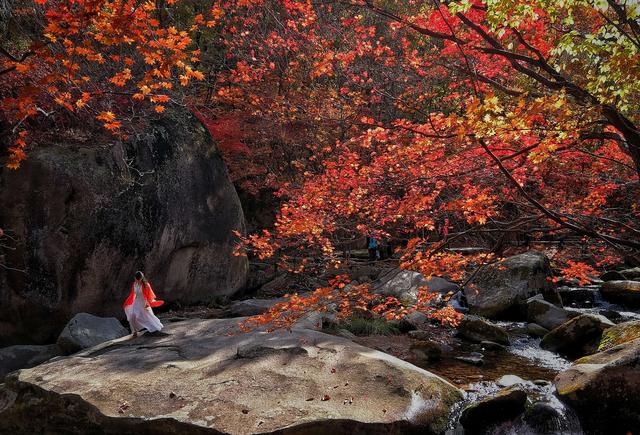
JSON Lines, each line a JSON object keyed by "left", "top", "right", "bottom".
{"left": 1, "top": 252, "right": 640, "bottom": 434}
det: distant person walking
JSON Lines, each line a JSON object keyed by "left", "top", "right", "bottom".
{"left": 368, "top": 237, "right": 379, "bottom": 261}
{"left": 123, "top": 271, "right": 164, "bottom": 338}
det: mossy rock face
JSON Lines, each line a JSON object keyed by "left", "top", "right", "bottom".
{"left": 555, "top": 338, "right": 640, "bottom": 434}
{"left": 598, "top": 320, "right": 640, "bottom": 351}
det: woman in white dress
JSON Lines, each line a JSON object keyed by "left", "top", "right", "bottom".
{"left": 123, "top": 271, "right": 164, "bottom": 337}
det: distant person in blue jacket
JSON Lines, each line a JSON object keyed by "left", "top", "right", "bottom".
{"left": 368, "top": 237, "right": 379, "bottom": 261}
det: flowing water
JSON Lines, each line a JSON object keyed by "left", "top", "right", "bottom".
{"left": 414, "top": 285, "right": 640, "bottom": 435}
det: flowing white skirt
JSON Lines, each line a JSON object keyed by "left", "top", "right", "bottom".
{"left": 124, "top": 295, "right": 163, "bottom": 333}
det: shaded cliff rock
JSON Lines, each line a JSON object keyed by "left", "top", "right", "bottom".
{"left": 0, "top": 318, "right": 462, "bottom": 435}
{"left": 0, "top": 111, "right": 247, "bottom": 345}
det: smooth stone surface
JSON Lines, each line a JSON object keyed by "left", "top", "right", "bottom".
{"left": 479, "top": 341, "right": 507, "bottom": 351}
{"left": 526, "top": 323, "right": 550, "bottom": 338}
{"left": 496, "top": 375, "right": 526, "bottom": 387}
{"left": 410, "top": 340, "right": 444, "bottom": 362}
{"left": 464, "top": 252, "right": 558, "bottom": 319}
{"left": 0, "top": 344, "right": 61, "bottom": 380}
{"left": 541, "top": 314, "right": 614, "bottom": 359}
{"left": 459, "top": 387, "right": 527, "bottom": 432}
{"left": 56, "top": 313, "right": 129, "bottom": 354}
{"left": 526, "top": 298, "right": 577, "bottom": 331}
{"left": 454, "top": 354, "right": 484, "bottom": 366}
{"left": 600, "top": 280, "right": 640, "bottom": 307}
{"left": 228, "top": 298, "right": 285, "bottom": 317}
{"left": 371, "top": 269, "right": 458, "bottom": 304}
{"left": 457, "top": 315, "right": 510, "bottom": 345}
{"left": 555, "top": 338, "right": 640, "bottom": 434}
{"left": 0, "top": 318, "right": 463, "bottom": 435}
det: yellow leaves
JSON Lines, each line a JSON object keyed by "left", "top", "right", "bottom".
{"left": 211, "top": 6, "right": 224, "bottom": 19}
{"left": 191, "top": 70, "right": 204, "bottom": 80}
{"left": 104, "top": 121, "right": 122, "bottom": 130}
{"left": 96, "top": 111, "right": 116, "bottom": 122}
{"left": 154, "top": 105, "right": 166, "bottom": 113}
{"left": 97, "top": 111, "right": 122, "bottom": 129}
{"left": 150, "top": 94, "right": 169, "bottom": 103}
{"left": 75, "top": 92, "right": 91, "bottom": 109}
{"left": 109, "top": 68, "right": 132, "bottom": 86}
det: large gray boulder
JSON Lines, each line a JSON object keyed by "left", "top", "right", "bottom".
{"left": 371, "top": 269, "right": 459, "bottom": 304}
{"left": 0, "top": 318, "right": 463, "bottom": 434}
{"left": 464, "top": 251, "right": 558, "bottom": 319}
{"left": 600, "top": 280, "right": 640, "bottom": 307}
{"left": 526, "top": 297, "right": 577, "bottom": 331}
{"left": 0, "top": 344, "right": 61, "bottom": 380}
{"left": 555, "top": 338, "right": 640, "bottom": 434}
{"left": 0, "top": 110, "right": 248, "bottom": 345}
{"left": 57, "top": 313, "right": 129, "bottom": 354}
{"left": 541, "top": 314, "right": 614, "bottom": 359}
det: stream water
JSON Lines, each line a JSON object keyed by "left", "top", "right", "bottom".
{"left": 416, "top": 285, "right": 639, "bottom": 435}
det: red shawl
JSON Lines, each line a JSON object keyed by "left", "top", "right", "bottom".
{"left": 123, "top": 281, "right": 164, "bottom": 308}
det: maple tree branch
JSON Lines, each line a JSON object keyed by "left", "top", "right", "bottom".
{"left": 478, "top": 137, "right": 640, "bottom": 249}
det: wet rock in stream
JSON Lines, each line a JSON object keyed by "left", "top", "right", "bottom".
{"left": 555, "top": 338, "right": 640, "bottom": 434}
{"left": 459, "top": 387, "right": 528, "bottom": 433}
{"left": 525, "top": 297, "right": 578, "bottom": 331}
{"left": 540, "top": 314, "right": 614, "bottom": 359}
{"left": 457, "top": 316, "right": 510, "bottom": 345}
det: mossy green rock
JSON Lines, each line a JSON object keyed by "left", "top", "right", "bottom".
{"left": 598, "top": 320, "right": 640, "bottom": 351}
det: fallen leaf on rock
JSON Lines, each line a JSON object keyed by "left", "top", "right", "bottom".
{"left": 321, "top": 395, "right": 330, "bottom": 401}
{"left": 118, "top": 401, "right": 130, "bottom": 414}
{"left": 331, "top": 368, "right": 336, "bottom": 373}
{"left": 306, "top": 398, "right": 314, "bottom": 401}
{"left": 241, "top": 409, "right": 249, "bottom": 414}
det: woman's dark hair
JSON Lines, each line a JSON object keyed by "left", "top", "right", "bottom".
{"left": 134, "top": 271, "right": 147, "bottom": 282}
